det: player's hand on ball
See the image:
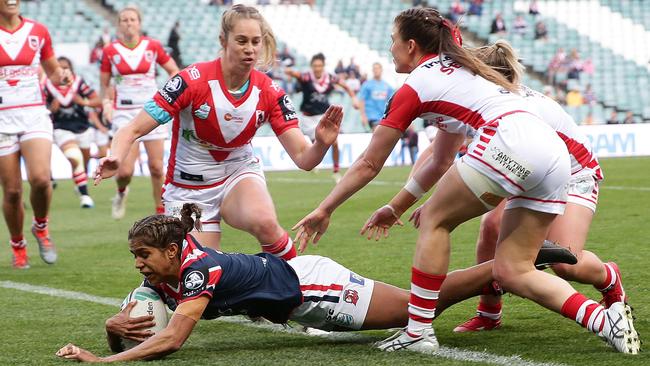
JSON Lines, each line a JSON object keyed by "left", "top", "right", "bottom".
{"left": 360, "top": 205, "right": 403, "bottom": 241}
{"left": 105, "top": 300, "right": 156, "bottom": 342}
{"left": 292, "top": 208, "right": 331, "bottom": 253}
{"left": 409, "top": 205, "right": 423, "bottom": 229}
{"left": 56, "top": 343, "right": 100, "bottom": 362}
{"left": 314, "top": 105, "right": 343, "bottom": 146}
{"left": 93, "top": 156, "right": 120, "bottom": 185}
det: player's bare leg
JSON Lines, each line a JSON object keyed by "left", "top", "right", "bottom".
{"left": 60, "top": 140, "right": 93, "bottom": 208}
{"left": 221, "top": 177, "right": 296, "bottom": 260}
{"left": 188, "top": 231, "right": 221, "bottom": 251}
{"left": 22, "top": 138, "right": 56, "bottom": 264}
{"left": 331, "top": 139, "right": 341, "bottom": 182}
{"left": 0, "top": 151, "right": 27, "bottom": 268}
{"left": 112, "top": 143, "right": 139, "bottom": 219}
{"left": 143, "top": 139, "right": 165, "bottom": 214}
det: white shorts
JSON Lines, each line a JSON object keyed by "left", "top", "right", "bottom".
{"left": 462, "top": 113, "right": 570, "bottom": 215}
{"left": 112, "top": 108, "right": 168, "bottom": 142}
{"left": 93, "top": 128, "right": 110, "bottom": 147}
{"left": 299, "top": 114, "right": 322, "bottom": 141}
{"left": 567, "top": 173, "right": 599, "bottom": 212}
{"left": 163, "top": 158, "right": 266, "bottom": 232}
{"left": 53, "top": 128, "right": 93, "bottom": 149}
{"left": 0, "top": 107, "right": 52, "bottom": 157}
{"left": 288, "top": 255, "right": 374, "bottom": 331}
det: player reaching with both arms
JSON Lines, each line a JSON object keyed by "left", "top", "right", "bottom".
{"left": 0, "top": 0, "right": 72, "bottom": 268}
{"left": 100, "top": 6, "right": 179, "bottom": 219}
{"left": 95, "top": 4, "right": 343, "bottom": 261}
{"left": 292, "top": 7, "right": 639, "bottom": 354}
{"left": 55, "top": 203, "right": 576, "bottom": 362}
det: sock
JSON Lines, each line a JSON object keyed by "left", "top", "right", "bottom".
{"left": 561, "top": 292, "right": 605, "bottom": 333}
{"left": 118, "top": 187, "right": 127, "bottom": 195}
{"left": 407, "top": 267, "right": 446, "bottom": 338}
{"left": 10, "top": 235, "right": 25, "bottom": 248}
{"left": 156, "top": 205, "right": 165, "bottom": 214}
{"left": 73, "top": 172, "right": 89, "bottom": 195}
{"left": 33, "top": 217, "right": 48, "bottom": 230}
{"left": 260, "top": 232, "right": 296, "bottom": 260}
{"left": 333, "top": 164, "right": 340, "bottom": 173}
{"left": 477, "top": 301, "right": 502, "bottom": 320}
{"left": 595, "top": 263, "right": 616, "bottom": 292}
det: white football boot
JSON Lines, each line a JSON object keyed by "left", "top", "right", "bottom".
{"left": 80, "top": 195, "right": 95, "bottom": 208}
{"left": 375, "top": 327, "right": 439, "bottom": 354}
{"left": 111, "top": 189, "right": 128, "bottom": 219}
{"left": 600, "top": 302, "right": 641, "bottom": 354}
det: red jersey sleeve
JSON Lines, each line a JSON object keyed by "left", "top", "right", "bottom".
{"left": 151, "top": 69, "right": 193, "bottom": 115}
{"left": 266, "top": 80, "right": 299, "bottom": 136}
{"left": 379, "top": 84, "right": 423, "bottom": 132}
{"left": 100, "top": 46, "right": 112, "bottom": 73}
{"left": 39, "top": 24, "right": 54, "bottom": 60}
{"left": 153, "top": 39, "right": 171, "bottom": 65}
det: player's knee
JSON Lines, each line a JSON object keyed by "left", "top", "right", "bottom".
{"left": 550, "top": 262, "right": 576, "bottom": 279}
{"left": 28, "top": 174, "right": 51, "bottom": 192}
{"left": 249, "top": 215, "right": 281, "bottom": 240}
{"left": 3, "top": 186, "right": 22, "bottom": 205}
{"left": 148, "top": 161, "right": 164, "bottom": 178}
{"left": 491, "top": 260, "right": 521, "bottom": 291}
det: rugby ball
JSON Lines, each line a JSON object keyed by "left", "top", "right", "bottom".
{"left": 119, "top": 287, "right": 169, "bottom": 350}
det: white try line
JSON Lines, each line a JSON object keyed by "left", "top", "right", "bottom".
{"left": 268, "top": 177, "right": 650, "bottom": 192}
{"left": 0, "top": 280, "right": 566, "bottom": 366}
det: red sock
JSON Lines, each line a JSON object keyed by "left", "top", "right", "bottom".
{"left": 156, "top": 205, "right": 165, "bottom": 214}
{"left": 260, "top": 232, "right": 296, "bottom": 260}
{"left": 10, "top": 235, "right": 25, "bottom": 248}
{"left": 407, "top": 267, "right": 446, "bottom": 337}
{"left": 561, "top": 292, "right": 605, "bottom": 333}
{"left": 333, "top": 164, "right": 340, "bottom": 173}
{"left": 33, "top": 217, "right": 48, "bottom": 230}
{"left": 118, "top": 187, "right": 127, "bottom": 194}
{"left": 477, "top": 301, "right": 502, "bottom": 320}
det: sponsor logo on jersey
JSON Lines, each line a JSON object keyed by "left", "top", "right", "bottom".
{"left": 188, "top": 66, "right": 201, "bottom": 80}
{"left": 349, "top": 272, "right": 365, "bottom": 285}
{"left": 113, "top": 54, "right": 121, "bottom": 65}
{"left": 184, "top": 270, "right": 205, "bottom": 290}
{"left": 223, "top": 112, "right": 244, "bottom": 124}
{"left": 144, "top": 50, "right": 154, "bottom": 63}
{"left": 180, "top": 171, "right": 204, "bottom": 182}
{"left": 27, "top": 35, "right": 39, "bottom": 51}
{"left": 279, "top": 94, "right": 297, "bottom": 121}
{"left": 159, "top": 75, "right": 188, "bottom": 104}
{"left": 270, "top": 81, "right": 281, "bottom": 92}
{"left": 194, "top": 102, "right": 210, "bottom": 119}
{"left": 343, "top": 289, "right": 359, "bottom": 305}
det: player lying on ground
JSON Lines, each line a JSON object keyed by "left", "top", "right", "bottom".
{"left": 56, "top": 204, "right": 575, "bottom": 362}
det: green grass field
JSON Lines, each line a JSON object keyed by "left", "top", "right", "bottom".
{"left": 1, "top": 157, "right": 649, "bottom": 365}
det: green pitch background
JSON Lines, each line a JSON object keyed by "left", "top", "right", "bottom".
{"left": 1, "top": 157, "right": 648, "bottom": 365}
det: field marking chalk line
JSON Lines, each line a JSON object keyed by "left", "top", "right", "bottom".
{"left": 0, "top": 281, "right": 567, "bottom": 366}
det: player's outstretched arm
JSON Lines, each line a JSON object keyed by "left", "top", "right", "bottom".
{"left": 360, "top": 130, "right": 464, "bottom": 240}
{"left": 280, "top": 105, "right": 343, "bottom": 171}
{"left": 293, "top": 125, "right": 402, "bottom": 252}
{"left": 57, "top": 297, "right": 208, "bottom": 362}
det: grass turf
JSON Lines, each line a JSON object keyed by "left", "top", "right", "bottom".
{"left": 0, "top": 157, "right": 648, "bottom": 365}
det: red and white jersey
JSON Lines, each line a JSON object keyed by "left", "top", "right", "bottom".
{"left": 380, "top": 54, "right": 536, "bottom": 136}
{"left": 520, "top": 85, "right": 602, "bottom": 180}
{"left": 150, "top": 59, "right": 299, "bottom": 188}
{"left": 100, "top": 36, "right": 170, "bottom": 110}
{"left": 0, "top": 17, "right": 53, "bottom": 112}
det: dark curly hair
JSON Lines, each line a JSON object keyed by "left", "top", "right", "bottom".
{"left": 128, "top": 203, "right": 202, "bottom": 255}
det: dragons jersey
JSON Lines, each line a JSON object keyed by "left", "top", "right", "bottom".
{"left": 144, "top": 234, "right": 302, "bottom": 323}
{"left": 519, "top": 85, "right": 602, "bottom": 179}
{"left": 0, "top": 17, "right": 53, "bottom": 112}
{"left": 148, "top": 58, "right": 299, "bottom": 189}
{"left": 44, "top": 76, "right": 95, "bottom": 133}
{"left": 100, "top": 36, "right": 170, "bottom": 110}
{"left": 380, "top": 53, "right": 537, "bottom": 136}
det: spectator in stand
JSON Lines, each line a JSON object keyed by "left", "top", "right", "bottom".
{"left": 89, "top": 39, "right": 104, "bottom": 65}
{"left": 623, "top": 112, "right": 637, "bottom": 124}
{"left": 529, "top": 0, "right": 540, "bottom": 15}
{"left": 406, "top": 127, "right": 418, "bottom": 165}
{"left": 566, "top": 87, "right": 584, "bottom": 107}
{"left": 167, "top": 21, "right": 182, "bottom": 68}
{"left": 344, "top": 69, "right": 360, "bottom": 94}
{"left": 583, "top": 112, "right": 594, "bottom": 125}
{"left": 334, "top": 59, "right": 346, "bottom": 78}
{"left": 582, "top": 58, "right": 594, "bottom": 76}
{"left": 547, "top": 47, "right": 567, "bottom": 85}
{"left": 490, "top": 13, "right": 507, "bottom": 34}
{"left": 347, "top": 57, "right": 361, "bottom": 79}
{"left": 534, "top": 21, "right": 548, "bottom": 41}
{"left": 555, "top": 81, "right": 568, "bottom": 105}
{"left": 606, "top": 111, "right": 620, "bottom": 125}
{"left": 567, "top": 48, "right": 583, "bottom": 80}
{"left": 583, "top": 84, "right": 596, "bottom": 107}
{"left": 468, "top": 0, "right": 483, "bottom": 16}
{"left": 358, "top": 62, "right": 394, "bottom": 131}
{"left": 513, "top": 14, "right": 528, "bottom": 36}
{"left": 542, "top": 85, "right": 556, "bottom": 100}
{"left": 101, "top": 26, "right": 113, "bottom": 45}
{"left": 278, "top": 45, "right": 295, "bottom": 68}
{"left": 449, "top": 0, "right": 464, "bottom": 24}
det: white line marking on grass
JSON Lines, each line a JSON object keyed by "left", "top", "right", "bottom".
{"left": 0, "top": 280, "right": 567, "bottom": 366}
{"left": 268, "top": 177, "right": 650, "bottom": 192}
